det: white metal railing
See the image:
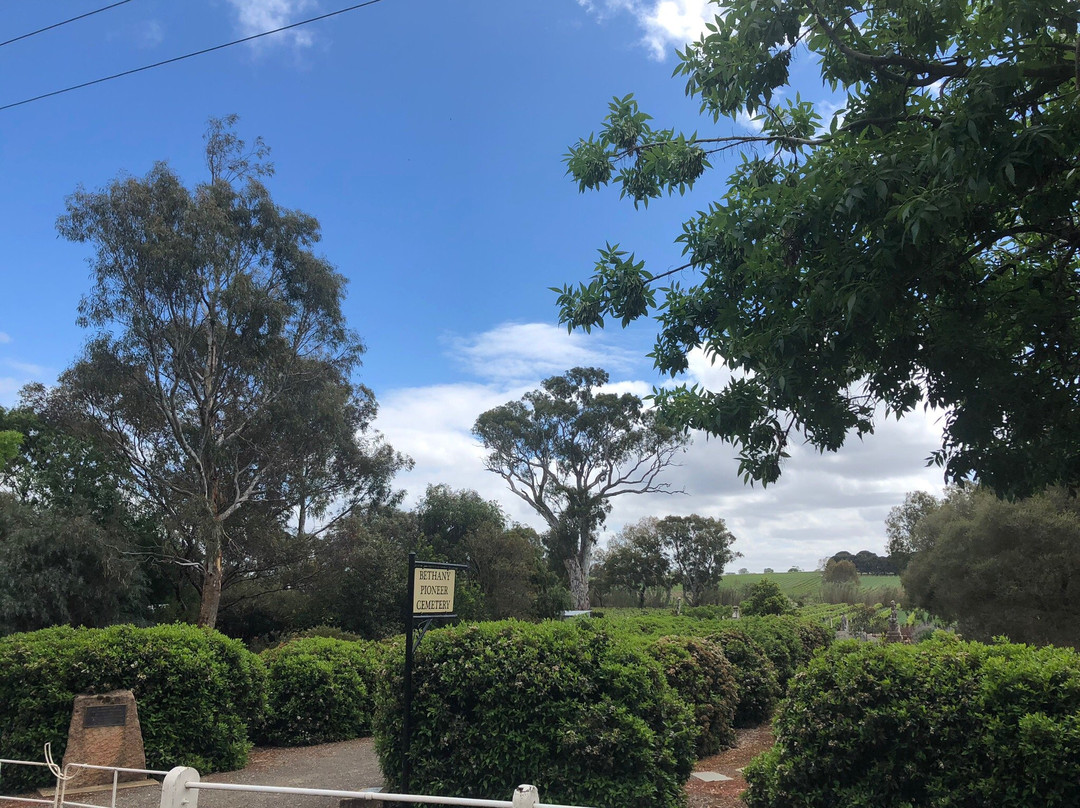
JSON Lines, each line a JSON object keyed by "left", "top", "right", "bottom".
{"left": 0, "top": 746, "right": 169, "bottom": 808}
{"left": 1, "top": 754, "right": 594, "bottom": 808}
{"left": 160, "top": 766, "right": 593, "bottom": 808}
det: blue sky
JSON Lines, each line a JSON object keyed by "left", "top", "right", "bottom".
{"left": 0, "top": 0, "right": 945, "bottom": 571}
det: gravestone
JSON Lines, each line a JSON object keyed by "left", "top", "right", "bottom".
{"left": 61, "top": 690, "right": 147, "bottom": 786}
{"left": 884, "top": 601, "right": 904, "bottom": 643}
{"left": 835, "top": 613, "right": 852, "bottom": 640}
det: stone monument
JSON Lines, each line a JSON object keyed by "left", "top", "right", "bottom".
{"left": 61, "top": 690, "right": 147, "bottom": 787}
{"left": 884, "top": 601, "right": 903, "bottom": 643}
{"left": 835, "top": 613, "right": 852, "bottom": 640}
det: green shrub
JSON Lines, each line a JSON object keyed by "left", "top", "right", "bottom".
{"left": 373, "top": 620, "right": 695, "bottom": 808}
{"left": 0, "top": 624, "right": 265, "bottom": 791}
{"left": 288, "top": 625, "right": 366, "bottom": 643}
{"left": 706, "top": 627, "right": 781, "bottom": 727}
{"left": 647, "top": 635, "right": 737, "bottom": 756}
{"left": 736, "top": 616, "right": 831, "bottom": 687}
{"left": 259, "top": 637, "right": 382, "bottom": 746}
{"left": 821, "top": 559, "right": 859, "bottom": 585}
{"left": 744, "top": 638, "right": 1080, "bottom": 808}
{"left": 680, "top": 605, "right": 733, "bottom": 620}
{"left": 592, "top": 611, "right": 830, "bottom": 726}
{"left": 741, "top": 579, "right": 794, "bottom": 616}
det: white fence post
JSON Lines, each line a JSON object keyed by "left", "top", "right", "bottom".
{"left": 512, "top": 784, "right": 539, "bottom": 808}
{"left": 159, "top": 766, "right": 200, "bottom": 808}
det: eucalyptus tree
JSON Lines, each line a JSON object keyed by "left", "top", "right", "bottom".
{"left": 885, "top": 490, "right": 944, "bottom": 570}
{"left": 473, "top": 367, "right": 689, "bottom": 609}
{"left": 558, "top": 0, "right": 1080, "bottom": 495}
{"left": 596, "top": 517, "right": 673, "bottom": 607}
{"left": 658, "top": 514, "right": 739, "bottom": 607}
{"left": 54, "top": 116, "right": 406, "bottom": 628}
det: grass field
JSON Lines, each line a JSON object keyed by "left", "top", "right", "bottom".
{"left": 718, "top": 571, "right": 904, "bottom": 601}
{"left": 600, "top": 570, "right": 906, "bottom": 609}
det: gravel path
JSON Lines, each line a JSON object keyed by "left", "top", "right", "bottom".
{"left": 6, "top": 738, "right": 384, "bottom": 808}
{"left": 6, "top": 728, "right": 776, "bottom": 808}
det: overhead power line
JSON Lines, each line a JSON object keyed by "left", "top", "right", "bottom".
{"left": 0, "top": 0, "right": 388, "bottom": 114}
{"left": 0, "top": 1, "right": 138, "bottom": 49}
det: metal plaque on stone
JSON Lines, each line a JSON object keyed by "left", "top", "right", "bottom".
{"left": 60, "top": 691, "right": 148, "bottom": 788}
{"left": 83, "top": 704, "right": 127, "bottom": 728}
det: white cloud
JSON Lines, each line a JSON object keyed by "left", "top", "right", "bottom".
{"left": 589, "top": 403, "right": 946, "bottom": 572}
{"left": 446, "top": 321, "right": 641, "bottom": 383}
{"left": 640, "top": 1, "right": 716, "bottom": 59}
{"left": 2, "top": 359, "right": 49, "bottom": 377}
{"left": 225, "top": 0, "right": 319, "bottom": 49}
{"left": 0, "top": 357, "right": 54, "bottom": 407}
{"left": 0, "top": 332, "right": 10, "bottom": 344}
{"left": 376, "top": 323, "right": 949, "bottom": 574}
{"left": 578, "top": 0, "right": 719, "bottom": 60}
{"left": 736, "top": 109, "right": 765, "bottom": 134}
{"left": 375, "top": 381, "right": 541, "bottom": 525}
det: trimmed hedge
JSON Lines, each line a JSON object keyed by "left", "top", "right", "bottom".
{"left": 735, "top": 616, "right": 831, "bottom": 687}
{"left": 647, "top": 635, "right": 737, "bottom": 756}
{"left": 744, "top": 637, "right": 1080, "bottom": 808}
{"left": 373, "top": 620, "right": 696, "bottom": 808}
{"left": 259, "top": 637, "right": 382, "bottom": 746}
{"left": 0, "top": 624, "right": 264, "bottom": 791}
{"left": 705, "top": 628, "right": 781, "bottom": 727}
{"left": 592, "top": 612, "right": 829, "bottom": 727}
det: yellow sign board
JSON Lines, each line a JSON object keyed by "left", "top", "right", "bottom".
{"left": 412, "top": 568, "right": 456, "bottom": 614}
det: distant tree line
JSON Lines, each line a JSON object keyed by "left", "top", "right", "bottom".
{"left": 590, "top": 515, "right": 739, "bottom": 608}
{"left": 0, "top": 397, "right": 570, "bottom": 643}
{"left": 826, "top": 549, "right": 898, "bottom": 576}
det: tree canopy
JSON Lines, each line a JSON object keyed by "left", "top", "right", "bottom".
{"left": 594, "top": 514, "right": 737, "bottom": 607}
{"left": 473, "top": 367, "right": 689, "bottom": 609}
{"left": 741, "top": 578, "right": 794, "bottom": 616}
{"left": 902, "top": 486, "right": 1080, "bottom": 645}
{"left": 0, "top": 399, "right": 164, "bottom": 632}
{"left": 51, "top": 116, "right": 406, "bottom": 628}
{"left": 828, "top": 549, "right": 898, "bottom": 575}
{"left": 594, "top": 517, "right": 673, "bottom": 607}
{"left": 885, "top": 489, "right": 944, "bottom": 569}
{"left": 558, "top": 0, "right": 1080, "bottom": 495}
{"left": 822, "top": 558, "right": 859, "bottom": 585}
{"left": 660, "top": 514, "right": 739, "bottom": 606}
{"left": 414, "top": 484, "right": 552, "bottom": 620}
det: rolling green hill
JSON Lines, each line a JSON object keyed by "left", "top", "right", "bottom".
{"left": 719, "top": 571, "right": 903, "bottom": 601}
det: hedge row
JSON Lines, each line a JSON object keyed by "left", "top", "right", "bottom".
{"left": 647, "top": 635, "right": 737, "bottom": 756}
{"left": 594, "top": 612, "right": 831, "bottom": 727}
{"left": 0, "top": 625, "right": 390, "bottom": 790}
{"left": 258, "top": 636, "right": 383, "bottom": 746}
{"left": 704, "top": 627, "right": 781, "bottom": 727}
{"left": 0, "top": 624, "right": 264, "bottom": 791}
{"left": 0, "top": 612, "right": 832, "bottom": 804}
{"left": 744, "top": 637, "right": 1080, "bottom": 808}
{"left": 373, "top": 620, "right": 697, "bottom": 808}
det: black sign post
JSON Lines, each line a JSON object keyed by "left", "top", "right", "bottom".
{"left": 402, "top": 552, "right": 466, "bottom": 794}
